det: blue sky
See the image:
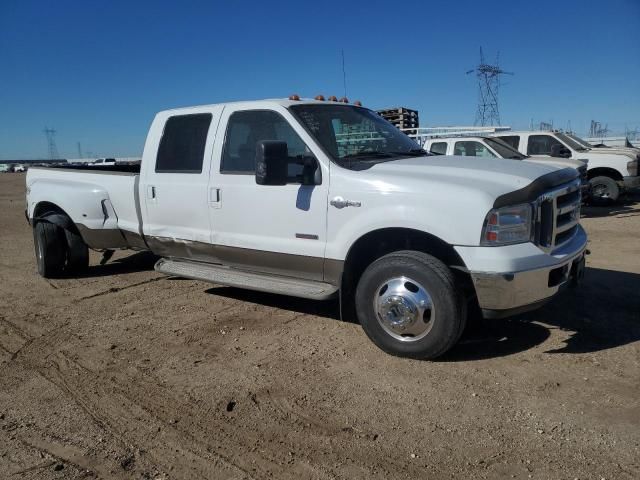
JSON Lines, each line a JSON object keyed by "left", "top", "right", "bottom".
{"left": 1, "top": 0, "right": 639, "bottom": 159}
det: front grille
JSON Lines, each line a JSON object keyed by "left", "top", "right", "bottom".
{"left": 535, "top": 179, "right": 581, "bottom": 252}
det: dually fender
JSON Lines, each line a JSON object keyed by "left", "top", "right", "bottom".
{"left": 29, "top": 179, "right": 120, "bottom": 233}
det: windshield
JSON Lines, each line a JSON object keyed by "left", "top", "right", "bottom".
{"left": 484, "top": 137, "right": 526, "bottom": 159}
{"left": 556, "top": 132, "right": 587, "bottom": 151}
{"left": 566, "top": 133, "right": 593, "bottom": 150}
{"left": 289, "top": 104, "right": 426, "bottom": 168}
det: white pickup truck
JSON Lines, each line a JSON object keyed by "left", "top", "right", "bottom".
{"left": 490, "top": 130, "right": 640, "bottom": 203}
{"left": 423, "top": 135, "right": 590, "bottom": 197}
{"left": 26, "top": 98, "right": 587, "bottom": 359}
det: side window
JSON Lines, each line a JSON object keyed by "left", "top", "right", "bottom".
{"left": 429, "top": 142, "right": 447, "bottom": 155}
{"left": 453, "top": 141, "right": 496, "bottom": 157}
{"left": 221, "top": 110, "right": 312, "bottom": 180}
{"left": 527, "top": 135, "right": 563, "bottom": 155}
{"left": 499, "top": 135, "right": 520, "bottom": 150}
{"left": 156, "top": 114, "right": 212, "bottom": 173}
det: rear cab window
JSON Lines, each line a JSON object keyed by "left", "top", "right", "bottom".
{"left": 156, "top": 114, "right": 212, "bottom": 173}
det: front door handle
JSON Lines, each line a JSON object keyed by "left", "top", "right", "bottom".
{"left": 147, "top": 185, "right": 156, "bottom": 199}
{"left": 330, "top": 196, "right": 361, "bottom": 209}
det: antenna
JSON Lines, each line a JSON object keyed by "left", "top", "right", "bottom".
{"left": 43, "top": 127, "right": 59, "bottom": 160}
{"left": 77, "top": 142, "right": 83, "bottom": 159}
{"left": 341, "top": 49, "right": 347, "bottom": 98}
{"left": 466, "top": 47, "right": 514, "bottom": 126}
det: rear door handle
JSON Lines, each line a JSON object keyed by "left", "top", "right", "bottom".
{"left": 209, "top": 187, "right": 221, "bottom": 208}
{"left": 147, "top": 185, "right": 156, "bottom": 199}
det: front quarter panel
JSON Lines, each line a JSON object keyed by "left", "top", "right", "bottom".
{"left": 324, "top": 168, "right": 493, "bottom": 261}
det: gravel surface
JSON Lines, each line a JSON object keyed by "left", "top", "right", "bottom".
{"left": 1, "top": 172, "right": 639, "bottom": 479}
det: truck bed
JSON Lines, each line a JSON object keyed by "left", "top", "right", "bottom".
{"left": 26, "top": 166, "right": 143, "bottom": 249}
{"left": 43, "top": 163, "right": 141, "bottom": 174}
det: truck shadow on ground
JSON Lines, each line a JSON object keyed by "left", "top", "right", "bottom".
{"left": 582, "top": 192, "right": 640, "bottom": 218}
{"left": 205, "top": 266, "right": 640, "bottom": 362}
{"left": 441, "top": 266, "right": 640, "bottom": 361}
{"left": 79, "top": 251, "right": 159, "bottom": 278}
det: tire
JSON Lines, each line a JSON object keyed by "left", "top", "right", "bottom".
{"left": 64, "top": 229, "right": 89, "bottom": 274}
{"left": 33, "top": 221, "right": 67, "bottom": 278}
{"left": 589, "top": 176, "right": 620, "bottom": 205}
{"left": 355, "top": 250, "right": 466, "bottom": 359}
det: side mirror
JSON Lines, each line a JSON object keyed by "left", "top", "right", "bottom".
{"left": 550, "top": 144, "right": 571, "bottom": 158}
{"left": 255, "top": 141, "right": 288, "bottom": 186}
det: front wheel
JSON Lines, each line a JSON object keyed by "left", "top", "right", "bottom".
{"left": 355, "top": 250, "right": 465, "bottom": 359}
{"left": 589, "top": 176, "right": 620, "bottom": 205}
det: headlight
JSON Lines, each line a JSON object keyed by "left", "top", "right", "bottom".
{"left": 481, "top": 203, "right": 533, "bottom": 246}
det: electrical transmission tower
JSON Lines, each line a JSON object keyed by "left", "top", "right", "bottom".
{"left": 43, "top": 127, "right": 59, "bottom": 160}
{"left": 589, "top": 120, "right": 609, "bottom": 137}
{"left": 466, "top": 47, "right": 513, "bottom": 126}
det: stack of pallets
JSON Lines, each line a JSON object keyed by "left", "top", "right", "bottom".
{"left": 377, "top": 107, "right": 419, "bottom": 130}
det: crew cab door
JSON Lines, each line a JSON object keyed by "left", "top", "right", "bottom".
{"left": 140, "top": 107, "right": 222, "bottom": 253}
{"left": 207, "top": 105, "right": 329, "bottom": 281}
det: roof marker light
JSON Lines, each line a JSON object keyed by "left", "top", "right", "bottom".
{"left": 339, "top": 97, "right": 349, "bottom": 103}
{"left": 328, "top": 95, "right": 338, "bottom": 102}
{"left": 289, "top": 94, "right": 301, "bottom": 101}
{"left": 314, "top": 95, "right": 325, "bottom": 101}
{"left": 353, "top": 100, "right": 362, "bottom": 106}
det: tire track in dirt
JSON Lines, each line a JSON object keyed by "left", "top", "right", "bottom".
{"left": 30, "top": 350, "right": 339, "bottom": 480}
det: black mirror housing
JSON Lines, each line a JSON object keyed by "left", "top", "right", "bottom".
{"left": 256, "top": 141, "right": 288, "bottom": 185}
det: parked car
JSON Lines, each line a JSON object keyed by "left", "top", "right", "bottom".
{"left": 490, "top": 130, "right": 640, "bottom": 204}
{"left": 11, "top": 164, "right": 26, "bottom": 172}
{"left": 89, "top": 158, "right": 117, "bottom": 167}
{"left": 25, "top": 98, "right": 587, "bottom": 359}
{"left": 424, "top": 136, "right": 590, "bottom": 198}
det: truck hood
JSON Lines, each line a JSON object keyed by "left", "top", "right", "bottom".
{"left": 365, "top": 155, "right": 563, "bottom": 201}
{"left": 586, "top": 147, "right": 638, "bottom": 160}
{"left": 526, "top": 156, "right": 587, "bottom": 169}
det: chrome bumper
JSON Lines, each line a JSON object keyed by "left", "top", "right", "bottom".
{"left": 470, "top": 244, "right": 587, "bottom": 318}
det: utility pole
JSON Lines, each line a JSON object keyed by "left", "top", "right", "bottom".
{"left": 466, "top": 47, "right": 514, "bottom": 126}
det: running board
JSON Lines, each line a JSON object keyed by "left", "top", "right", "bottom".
{"left": 154, "top": 258, "right": 338, "bottom": 300}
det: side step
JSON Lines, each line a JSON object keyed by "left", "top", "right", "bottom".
{"left": 154, "top": 258, "right": 338, "bottom": 301}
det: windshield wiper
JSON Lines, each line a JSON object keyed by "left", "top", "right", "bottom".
{"left": 342, "top": 151, "right": 394, "bottom": 159}
{"left": 388, "top": 148, "right": 428, "bottom": 156}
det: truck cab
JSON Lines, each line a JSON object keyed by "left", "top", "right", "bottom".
{"left": 490, "top": 130, "right": 640, "bottom": 203}
{"left": 26, "top": 98, "right": 588, "bottom": 359}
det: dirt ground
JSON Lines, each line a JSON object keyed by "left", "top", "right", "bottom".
{"left": 1, "top": 172, "right": 639, "bottom": 479}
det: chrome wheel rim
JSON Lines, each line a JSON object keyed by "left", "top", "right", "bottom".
{"left": 592, "top": 183, "right": 610, "bottom": 199}
{"left": 373, "top": 276, "right": 435, "bottom": 342}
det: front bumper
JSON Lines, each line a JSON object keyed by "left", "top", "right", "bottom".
{"left": 622, "top": 176, "right": 640, "bottom": 189}
{"left": 456, "top": 226, "right": 588, "bottom": 318}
